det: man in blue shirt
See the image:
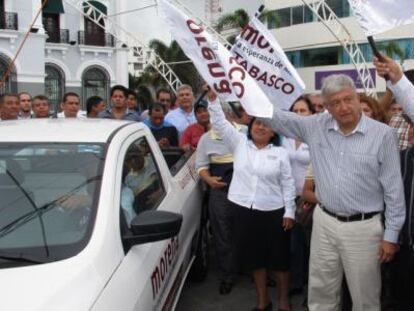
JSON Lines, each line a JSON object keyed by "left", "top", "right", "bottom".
{"left": 144, "top": 103, "right": 178, "bottom": 149}
{"left": 165, "top": 84, "right": 196, "bottom": 136}
{"left": 98, "top": 85, "right": 142, "bottom": 121}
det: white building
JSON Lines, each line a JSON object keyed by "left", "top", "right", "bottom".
{"left": 128, "top": 46, "right": 150, "bottom": 79}
{"left": 0, "top": 0, "right": 129, "bottom": 108}
{"left": 264, "top": 0, "right": 414, "bottom": 94}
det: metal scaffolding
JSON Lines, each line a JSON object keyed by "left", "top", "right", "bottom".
{"left": 301, "top": 0, "right": 377, "bottom": 97}
{"left": 63, "top": 0, "right": 183, "bottom": 92}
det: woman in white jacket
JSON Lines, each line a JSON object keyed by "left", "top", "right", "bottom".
{"left": 206, "top": 89, "right": 296, "bottom": 311}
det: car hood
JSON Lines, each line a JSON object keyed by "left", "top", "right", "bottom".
{"left": 0, "top": 258, "right": 106, "bottom": 311}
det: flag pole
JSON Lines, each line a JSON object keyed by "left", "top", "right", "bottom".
{"left": 367, "top": 35, "right": 389, "bottom": 80}
{"left": 255, "top": 5, "right": 265, "bottom": 18}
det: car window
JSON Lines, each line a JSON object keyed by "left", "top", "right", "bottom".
{"left": 0, "top": 143, "right": 104, "bottom": 266}
{"left": 120, "top": 137, "right": 165, "bottom": 225}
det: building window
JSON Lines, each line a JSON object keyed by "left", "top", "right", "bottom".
{"left": 277, "top": 8, "right": 291, "bottom": 28}
{"left": 82, "top": 66, "right": 110, "bottom": 106}
{"left": 291, "top": 6, "right": 304, "bottom": 25}
{"left": 302, "top": 46, "right": 341, "bottom": 67}
{"left": 84, "top": 17, "right": 105, "bottom": 46}
{"left": 79, "top": 1, "right": 113, "bottom": 47}
{"left": 267, "top": 10, "right": 279, "bottom": 29}
{"left": 43, "top": 13, "right": 61, "bottom": 43}
{"left": 286, "top": 38, "right": 414, "bottom": 69}
{"left": 359, "top": 39, "right": 414, "bottom": 63}
{"left": 286, "top": 51, "right": 302, "bottom": 67}
{"left": 0, "top": 1, "right": 18, "bottom": 31}
{"left": 267, "top": 1, "right": 350, "bottom": 29}
{"left": 0, "top": 54, "right": 17, "bottom": 94}
{"left": 325, "top": 0, "right": 350, "bottom": 18}
{"left": 45, "top": 64, "right": 65, "bottom": 111}
{"left": 304, "top": 6, "right": 314, "bottom": 23}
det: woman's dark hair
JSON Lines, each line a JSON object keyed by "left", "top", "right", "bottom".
{"left": 289, "top": 96, "right": 315, "bottom": 114}
{"left": 86, "top": 95, "right": 103, "bottom": 114}
{"left": 247, "top": 117, "right": 280, "bottom": 146}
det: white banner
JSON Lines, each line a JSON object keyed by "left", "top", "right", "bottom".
{"left": 232, "top": 16, "right": 305, "bottom": 111}
{"left": 348, "top": 0, "right": 414, "bottom": 36}
{"left": 158, "top": 0, "right": 273, "bottom": 118}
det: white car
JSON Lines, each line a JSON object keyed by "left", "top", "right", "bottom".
{"left": 0, "top": 119, "right": 208, "bottom": 311}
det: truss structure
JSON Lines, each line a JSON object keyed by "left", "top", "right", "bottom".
{"left": 301, "top": 0, "right": 377, "bottom": 97}
{"left": 62, "top": 1, "right": 374, "bottom": 97}
{"left": 62, "top": 0, "right": 183, "bottom": 92}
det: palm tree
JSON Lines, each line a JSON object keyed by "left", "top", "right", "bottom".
{"left": 381, "top": 41, "right": 406, "bottom": 64}
{"left": 137, "top": 39, "right": 203, "bottom": 94}
{"left": 215, "top": 8, "right": 279, "bottom": 44}
{"left": 215, "top": 8, "right": 250, "bottom": 31}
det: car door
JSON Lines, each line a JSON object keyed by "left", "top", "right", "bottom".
{"left": 91, "top": 133, "right": 185, "bottom": 311}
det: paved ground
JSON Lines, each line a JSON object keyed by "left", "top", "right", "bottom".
{"left": 176, "top": 240, "right": 307, "bottom": 311}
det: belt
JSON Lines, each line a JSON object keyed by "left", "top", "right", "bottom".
{"left": 320, "top": 205, "right": 380, "bottom": 222}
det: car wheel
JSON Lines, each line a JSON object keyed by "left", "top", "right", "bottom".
{"left": 189, "top": 222, "right": 209, "bottom": 282}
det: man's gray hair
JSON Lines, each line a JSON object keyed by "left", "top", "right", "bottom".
{"left": 321, "top": 74, "right": 356, "bottom": 100}
{"left": 176, "top": 84, "right": 193, "bottom": 94}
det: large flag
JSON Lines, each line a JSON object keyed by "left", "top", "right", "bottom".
{"left": 158, "top": 0, "right": 273, "bottom": 117}
{"left": 348, "top": 0, "right": 414, "bottom": 36}
{"left": 232, "top": 16, "right": 305, "bottom": 111}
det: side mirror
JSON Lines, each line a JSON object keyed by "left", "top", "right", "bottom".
{"left": 123, "top": 210, "right": 183, "bottom": 246}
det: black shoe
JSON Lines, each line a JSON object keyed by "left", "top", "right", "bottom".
{"left": 251, "top": 302, "right": 273, "bottom": 311}
{"left": 219, "top": 280, "right": 233, "bottom": 295}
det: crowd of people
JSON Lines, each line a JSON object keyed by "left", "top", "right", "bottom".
{"left": 0, "top": 53, "right": 414, "bottom": 311}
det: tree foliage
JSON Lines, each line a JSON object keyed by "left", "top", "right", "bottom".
{"left": 381, "top": 41, "right": 406, "bottom": 64}
{"left": 137, "top": 39, "right": 203, "bottom": 95}
{"left": 215, "top": 8, "right": 279, "bottom": 43}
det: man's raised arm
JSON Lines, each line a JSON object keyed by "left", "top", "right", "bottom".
{"left": 374, "top": 55, "right": 414, "bottom": 120}
{"left": 264, "top": 102, "right": 315, "bottom": 143}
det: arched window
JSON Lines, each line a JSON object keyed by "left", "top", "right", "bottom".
{"left": 45, "top": 64, "right": 65, "bottom": 111}
{"left": 0, "top": 53, "right": 17, "bottom": 94}
{"left": 82, "top": 1, "right": 110, "bottom": 46}
{"left": 82, "top": 66, "right": 110, "bottom": 105}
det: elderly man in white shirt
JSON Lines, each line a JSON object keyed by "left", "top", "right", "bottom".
{"left": 165, "top": 84, "right": 196, "bottom": 137}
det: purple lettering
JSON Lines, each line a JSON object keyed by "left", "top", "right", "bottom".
{"left": 186, "top": 20, "right": 203, "bottom": 34}
{"left": 229, "top": 67, "right": 246, "bottom": 80}
{"left": 201, "top": 47, "right": 216, "bottom": 60}
{"left": 208, "top": 63, "right": 226, "bottom": 78}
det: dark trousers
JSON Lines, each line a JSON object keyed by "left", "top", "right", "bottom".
{"left": 290, "top": 223, "right": 306, "bottom": 290}
{"left": 391, "top": 246, "right": 414, "bottom": 311}
{"left": 208, "top": 188, "right": 236, "bottom": 282}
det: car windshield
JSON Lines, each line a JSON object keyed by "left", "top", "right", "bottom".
{"left": 0, "top": 143, "right": 104, "bottom": 266}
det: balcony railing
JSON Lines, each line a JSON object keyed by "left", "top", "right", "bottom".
{"left": 46, "top": 29, "right": 69, "bottom": 44}
{"left": 77, "top": 31, "right": 115, "bottom": 47}
{"left": 0, "top": 12, "right": 18, "bottom": 30}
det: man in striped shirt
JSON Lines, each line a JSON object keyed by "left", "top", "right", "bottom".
{"left": 266, "top": 74, "right": 405, "bottom": 310}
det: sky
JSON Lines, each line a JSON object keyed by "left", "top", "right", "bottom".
{"left": 122, "top": 0, "right": 262, "bottom": 45}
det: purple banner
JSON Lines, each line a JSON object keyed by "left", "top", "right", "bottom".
{"left": 315, "top": 68, "right": 376, "bottom": 90}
